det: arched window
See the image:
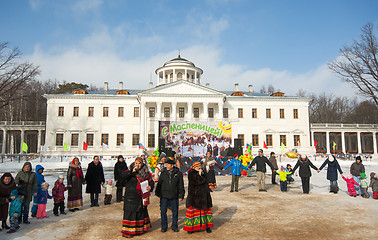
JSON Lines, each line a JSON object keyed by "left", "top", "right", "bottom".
{"left": 177, "top": 72, "right": 183, "bottom": 80}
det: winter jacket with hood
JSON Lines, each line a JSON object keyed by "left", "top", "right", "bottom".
{"left": 370, "top": 177, "right": 378, "bottom": 192}
{"left": 224, "top": 158, "right": 248, "bottom": 176}
{"left": 319, "top": 156, "right": 343, "bottom": 181}
{"left": 350, "top": 160, "right": 365, "bottom": 177}
{"left": 248, "top": 155, "right": 275, "bottom": 173}
{"left": 155, "top": 166, "right": 185, "bottom": 200}
{"left": 36, "top": 187, "right": 52, "bottom": 204}
{"left": 114, "top": 159, "right": 128, "bottom": 187}
{"left": 9, "top": 189, "right": 23, "bottom": 218}
{"left": 52, "top": 180, "right": 67, "bottom": 203}
{"left": 0, "top": 173, "right": 16, "bottom": 220}
{"left": 360, "top": 178, "right": 369, "bottom": 188}
{"left": 15, "top": 162, "right": 37, "bottom": 202}
{"left": 292, "top": 157, "right": 318, "bottom": 178}
{"left": 342, "top": 176, "right": 359, "bottom": 192}
{"left": 35, "top": 165, "right": 45, "bottom": 190}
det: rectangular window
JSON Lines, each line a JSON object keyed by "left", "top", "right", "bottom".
{"left": 252, "top": 108, "right": 257, "bottom": 118}
{"left": 56, "top": 133, "right": 63, "bottom": 146}
{"left": 58, "top": 107, "right": 64, "bottom": 117}
{"left": 86, "top": 133, "right": 94, "bottom": 146}
{"left": 238, "top": 134, "right": 244, "bottom": 146}
{"left": 194, "top": 108, "right": 199, "bottom": 118}
{"left": 266, "top": 108, "right": 271, "bottom": 119}
{"left": 101, "top": 134, "right": 109, "bottom": 145}
{"left": 71, "top": 133, "right": 79, "bottom": 146}
{"left": 280, "top": 109, "right": 285, "bottom": 119}
{"left": 117, "top": 134, "right": 124, "bottom": 146}
{"left": 208, "top": 108, "right": 214, "bottom": 118}
{"left": 148, "top": 134, "right": 155, "bottom": 148}
{"left": 132, "top": 134, "right": 140, "bottom": 146}
{"left": 134, "top": 107, "right": 140, "bottom": 117}
{"left": 293, "top": 109, "right": 298, "bottom": 119}
{"left": 294, "top": 135, "right": 300, "bottom": 146}
{"left": 266, "top": 134, "right": 273, "bottom": 146}
{"left": 118, "top": 107, "right": 124, "bottom": 117}
{"left": 149, "top": 107, "right": 155, "bottom": 117}
{"left": 73, "top": 107, "right": 79, "bottom": 117}
{"left": 280, "top": 135, "right": 287, "bottom": 146}
{"left": 88, "top": 107, "right": 94, "bottom": 117}
{"left": 103, "top": 107, "right": 109, "bottom": 117}
{"left": 252, "top": 134, "right": 259, "bottom": 146}
{"left": 164, "top": 107, "right": 170, "bottom": 118}
{"left": 223, "top": 108, "right": 228, "bottom": 118}
{"left": 238, "top": 108, "right": 243, "bottom": 118}
{"left": 179, "top": 107, "right": 185, "bottom": 118}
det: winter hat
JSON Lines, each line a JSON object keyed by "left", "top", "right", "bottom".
{"left": 58, "top": 175, "right": 64, "bottom": 179}
{"left": 165, "top": 159, "right": 175, "bottom": 165}
{"left": 192, "top": 161, "right": 202, "bottom": 168}
{"left": 280, "top": 166, "right": 285, "bottom": 171}
{"left": 108, "top": 179, "right": 113, "bottom": 184}
{"left": 361, "top": 173, "right": 366, "bottom": 179}
{"left": 371, "top": 172, "right": 376, "bottom": 179}
{"left": 301, "top": 154, "right": 307, "bottom": 159}
{"left": 41, "top": 182, "right": 49, "bottom": 187}
{"left": 356, "top": 156, "right": 361, "bottom": 161}
{"left": 329, "top": 156, "right": 335, "bottom": 162}
{"left": 134, "top": 157, "right": 143, "bottom": 164}
{"left": 117, "top": 155, "right": 124, "bottom": 160}
{"left": 258, "top": 149, "right": 263, "bottom": 153}
{"left": 347, "top": 174, "right": 353, "bottom": 179}
{"left": 233, "top": 154, "right": 238, "bottom": 158}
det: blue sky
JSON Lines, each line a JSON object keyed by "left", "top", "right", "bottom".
{"left": 2, "top": 0, "right": 378, "bottom": 97}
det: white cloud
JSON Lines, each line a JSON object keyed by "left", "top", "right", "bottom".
{"left": 29, "top": 0, "right": 44, "bottom": 10}
{"left": 71, "top": 0, "right": 103, "bottom": 14}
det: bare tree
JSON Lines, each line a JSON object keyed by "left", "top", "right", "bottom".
{"left": 329, "top": 23, "right": 378, "bottom": 105}
{"left": 267, "top": 84, "right": 276, "bottom": 95}
{"left": 0, "top": 42, "right": 40, "bottom": 109}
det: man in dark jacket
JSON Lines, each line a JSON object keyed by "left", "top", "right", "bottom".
{"left": 114, "top": 155, "right": 128, "bottom": 202}
{"left": 155, "top": 159, "right": 185, "bottom": 233}
{"left": 85, "top": 156, "right": 105, "bottom": 207}
{"left": 350, "top": 156, "right": 365, "bottom": 195}
{"left": 248, "top": 149, "right": 275, "bottom": 192}
{"left": 15, "top": 162, "right": 37, "bottom": 224}
{"left": 269, "top": 152, "right": 278, "bottom": 184}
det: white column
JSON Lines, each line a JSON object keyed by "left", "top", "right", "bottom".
{"left": 198, "top": 72, "right": 201, "bottom": 84}
{"left": 140, "top": 101, "right": 146, "bottom": 146}
{"left": 2, "top": 129, "right": 6, "bottom": 154}
{"left": 187, "top": 102, "right": 193, "bottom": 121}
{"left": 341, "top": 131, "right": 346, "bottom": 154}
{"left": 171, "top": 101, "right": 177, "bottom": 121}
{"left": 218, "top": 102, "right": 223, "bottom": 120}
{"left": 156, "top": 71, "right": 159, "bottom": 84}
{"left": 373, "top": 132, "right": 377, "bottom": 154}
{"left": 156, "top": 101, "right": 162, "bottom": 120}
{"left": 311, "top": 131, "right": 314, "bottom": 147}
{"left": 357, "top": 132, "right": 362, "bottom": 154}
{"left": 163, "top": 70, "right": 166, "bottom": 84}
{"left": 185, "top": 69, "right": 187, "bottom": 81}
{"left": 37, "top": 130, "right": 42, "bottom": 153}
{"left": 20, "top": 130, "right": 25, "bottom": 153}
{"left": 326, "top": 131, "right": 330, "bottom": 154}
{"left": 203, "top": 102, "right": 208, "bottom": 120}
{"left": 194, "top": 71, "right": 197, "bottom": 84}
{"left": 173, "top": 69, "right": 176, "bottom": 82}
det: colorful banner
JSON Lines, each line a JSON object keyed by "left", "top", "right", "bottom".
{"left": 159, "top": 121, "right": 232, "bottom": 157}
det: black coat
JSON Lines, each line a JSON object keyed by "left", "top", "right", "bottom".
{"left": 0, "top": 174, "right": 16, "bottom": 221}
{"left": 350, "top": 161, "right": 365, "bottom": 177}
{"left": 121, "top": 163, "right": 154, "bottom": 212}
{"left": 319, "top": 157, "right": 343, "bottom": 181}
{"left": 114, "top": 160, "right": 128, "bottom": 187}
{"left": 155, "top": 167, "right": 185, "bottom": 200}
{"left": 249, "top": 155, "right": 275, "bottom": 172}
{"left": 186, "top": 169, "right": 212, "bottom": 210}
{"left": 85, "top": 161, "right": 105, "bottom": 194}
{"left": 292, "top": 157, "right": 318, "bottom": 178}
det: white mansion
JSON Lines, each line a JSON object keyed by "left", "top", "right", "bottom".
{"left": 44, "top": 56, "right": 315, "bottom": 156}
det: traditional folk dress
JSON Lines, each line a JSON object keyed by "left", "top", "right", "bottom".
{"left": 183, "top": 167, "right": 213, "bottom": 232}
{"left": 121, "top": 163, "right": 154, "bottom": 238}
{"left": 66, "top": 159, "right": 84, "bottom": 209}
{"left": 202, "top": 157, "right": 223, "bottom": 190}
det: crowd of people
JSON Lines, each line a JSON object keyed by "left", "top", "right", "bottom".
{"left": 0, "top": 151, "right": 377, "bottom": 238}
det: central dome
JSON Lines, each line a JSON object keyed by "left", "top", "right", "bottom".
{"left": 163, "top": 55, "right": 196, "bottom": 67}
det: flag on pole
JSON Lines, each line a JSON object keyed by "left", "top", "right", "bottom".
{"left": 332, "top": 141, "right": 337, "bottom": 150}
{"left": 281, "top": 142, "right": 285, "bottom": 152}
{"left": 83, "top": 142, "right": 88, "bottom": 151}
{"left": 314, "top": 141, "right": 318, "bottom": 149}
{"left": 21, "top": 142, "right": 28, "bottom": 153}
{"left": 43, "top": 145, "right": 48, "bottom": 153}
{"left": 102, "top": 143, "right": 108, "bottom": 151}
{"left": 63, "top": 142, "right": 68, "bottom": 151}
{"left": 120, "top": 142, "right": 126, "bottom": 151}
{"left": 263, "top": 141, "right": 268, "bottom": 149}
{"left": 138, "top": 143, "right": 147, "bottom": 151}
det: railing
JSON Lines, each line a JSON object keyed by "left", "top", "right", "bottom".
{"left": 311, "top": 123, "right": 378, "bottom": 129}
{"left": 0, "top": 121, "right": 45, "bottom": 126}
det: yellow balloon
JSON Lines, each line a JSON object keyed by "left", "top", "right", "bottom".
{"left": 285, "top": 151, "right": 298, "bottom": 159}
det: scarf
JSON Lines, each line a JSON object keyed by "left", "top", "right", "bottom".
{"left": 70, "top": 160, "right": 84, "bottom": 179}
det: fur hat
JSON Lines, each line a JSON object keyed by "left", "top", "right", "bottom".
{"left": 361, "top": 173, "right": 366, "bottom": 179}
{"left": 258, "top": 149, "right": 263, "bottom": 153}
{"left": 356, "top": 156, "right": 362, "bottom": 161}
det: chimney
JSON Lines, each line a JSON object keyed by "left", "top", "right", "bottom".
{"left": 235, "top": 83, "right": 239, "bottom": 92}
{"left": 104, "top": 82, "right": 108, "bottom": 94}
{"left": 149, "top": 81, "right": 153, "bottom": 89}
{"left": 249, "top": 84, "right": 253, "bottom": 93}
{"left": 206, "top": 83, "right": 210, "bottom": 88}
{"left": 119, "top": 81, "right": 123, "bottom": 90}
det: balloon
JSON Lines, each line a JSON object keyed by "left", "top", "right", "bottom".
{"left": 285, "top": 151, "right": 298, "bottom": 158}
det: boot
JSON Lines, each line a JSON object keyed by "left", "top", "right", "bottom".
{"left": 2, "top": 221, "right": 10, "bottom": 230}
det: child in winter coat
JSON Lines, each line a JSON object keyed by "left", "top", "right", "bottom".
{"left": 342, "top": 174, "right": 359, "bottom": 197}
{"left": 52, "top": 175, "right": 68, "bottom": 216}
{"left": 370, "top": 172, "right": 378, "bottom": 199}
{"left": 102, "top": 179, "right": 114, "bottom": 205}
{"left": 36, "top": 182, "right": 52, "bottom": 219}
{"left": 7, "top": 188, "right": 24, "bottom": 234}
{"left": 276, "top": 166, "right": 292, "bottom": 192}
{"left": 286, "top": 164, "right": 294, "bottom": 184}
{"left": 360, "top": 173, "right": 370, "bottom": 198}
{"left": 223, "top": 154, "right": 248, "bottom": 192}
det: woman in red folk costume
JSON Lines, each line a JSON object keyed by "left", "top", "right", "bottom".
{"left": 66, "top": 157, "right": 85, "bottom": 212}
{"left": 183, "top": 161, "right": 213, "bottom": 234}
{"left": 120, "top": 157, "right": 154, "bottom": 238}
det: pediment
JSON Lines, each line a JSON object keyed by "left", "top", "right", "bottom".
{"left": 139, "top": 80, "right": 225, "bottom": 96}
